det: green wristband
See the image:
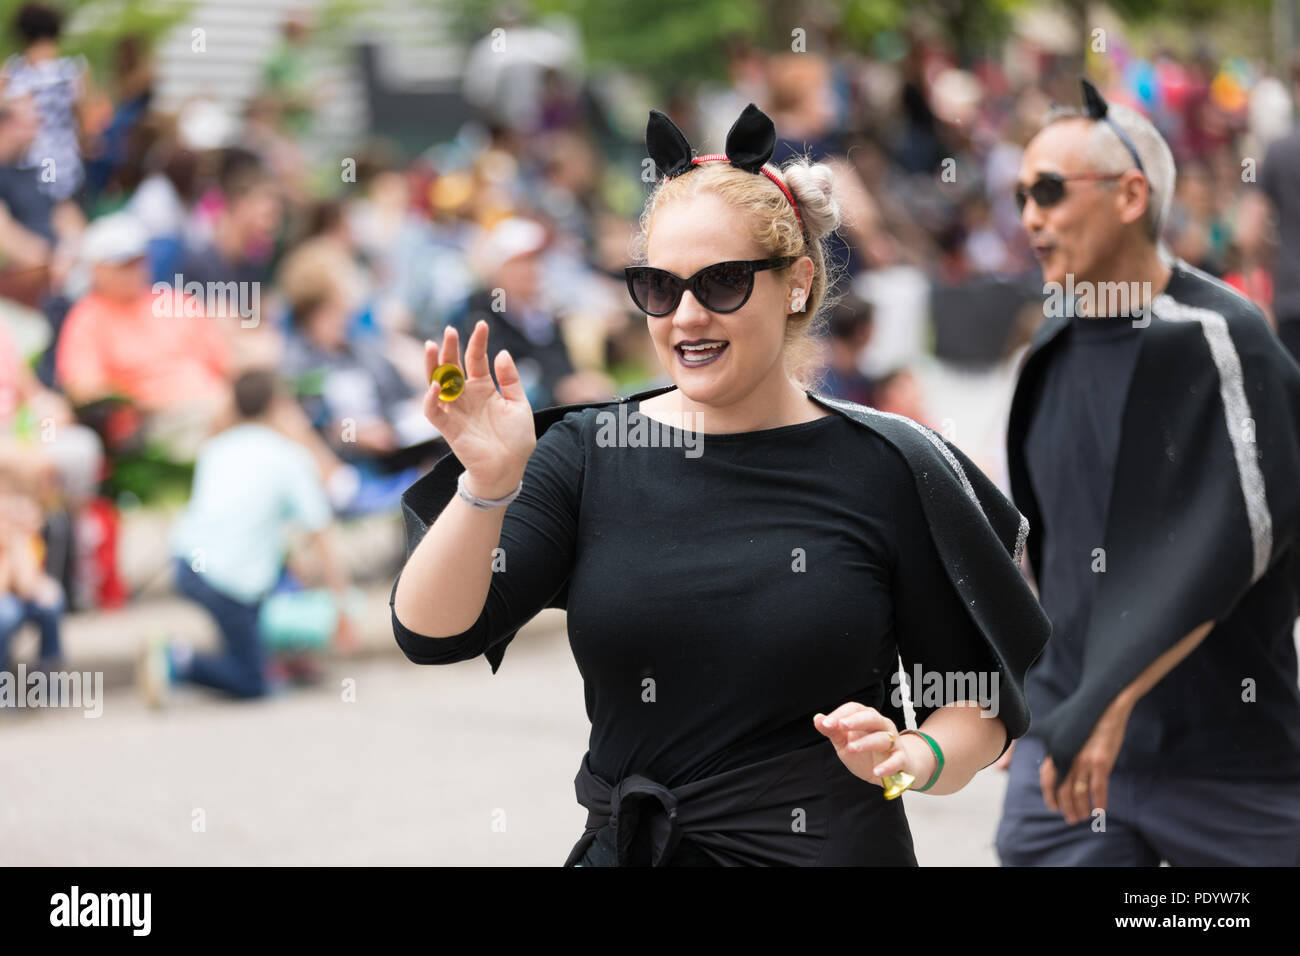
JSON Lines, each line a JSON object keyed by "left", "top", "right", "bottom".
{"left": 900, "top": 730, "right": 944, "bottom": 792}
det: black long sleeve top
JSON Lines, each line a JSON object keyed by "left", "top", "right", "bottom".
{"left": 392, "top": 399, "right": 1013, "bottom": 865}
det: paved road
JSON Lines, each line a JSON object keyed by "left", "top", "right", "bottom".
{"left": 1, "top": 623, "right": 1010, "bottom": 866}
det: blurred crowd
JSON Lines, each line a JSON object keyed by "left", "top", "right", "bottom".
{"left": 0, "top": 2, "right": 1293, "bottom": 701}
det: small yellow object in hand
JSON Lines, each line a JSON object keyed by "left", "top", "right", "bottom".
{"left": 880, "top": 732, "right": 915, "bottom": 799}
{"left": 881, "top": 771, "right": 915, "bottom": 800}
{"left": 431, "top": 364, "right": 465, "bottom": 402}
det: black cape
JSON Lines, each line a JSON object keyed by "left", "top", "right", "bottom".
{"left": 396, "top": 384, "right": 1051, "bottom": 750}
{"left": 1007, "top": 261, "right": 1300, "bottom": 777}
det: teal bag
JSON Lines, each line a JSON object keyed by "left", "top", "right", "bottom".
{"left": 259, "top": 588, "right": 364, "bottom": 652}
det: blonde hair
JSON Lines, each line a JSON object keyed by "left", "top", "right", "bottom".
{"left": 631, "top": 156, "right": 843, "bottom": 391}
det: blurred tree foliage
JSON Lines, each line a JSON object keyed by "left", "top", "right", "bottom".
{"left": 442, "top": 0, "right": 1033, "bottom": 94}
{"left": 1059, "top": 0, "right": 1272, "bottom": 72}
{"left": 443, "top": 0, "right": 761, "bottom": 98}
{"left": 1081, "top": 0, "right": 1269, "bottom": 27}
{"left": 443, "top": 0, "right": 1275, "bottom": 95}
{"left": 309, "top": 0, "right": 381, "bottom": 45}
{"left": 0, "top": 0, "right": 192, "bottom": 78}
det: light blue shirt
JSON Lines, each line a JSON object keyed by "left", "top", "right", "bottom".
{"left": 171, "top": 424, "right": 332, "bottom": 604}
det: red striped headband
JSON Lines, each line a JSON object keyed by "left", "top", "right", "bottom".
{"left": 668, "top": 154, "right": 804, "bottom": 229}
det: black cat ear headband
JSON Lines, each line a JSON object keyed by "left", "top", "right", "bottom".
{"left": 1079, "top": 77, "right": 1146, "bottom": 175}
{"left": 646, "top": 102, "right": 804, "bottom": 230}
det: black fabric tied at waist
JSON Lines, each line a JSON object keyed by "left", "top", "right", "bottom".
{"left": 562, "top": 743, "right": 838, "bottom": 867}
{"left": 606, "top": 775, "right": 682, "bottom": 866}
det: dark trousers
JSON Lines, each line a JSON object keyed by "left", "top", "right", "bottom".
{"left": 173, "top": 558, "right": 268, "bottom": 699}
{"left": 995, "top": 735, "right": 1300, "bottom": 866}
{"left": 0, "top": 591, "right": 62, "bottom": 666}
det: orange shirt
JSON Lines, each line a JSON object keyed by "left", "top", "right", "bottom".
{"left": 55, "top": 291, "right": 230, "bottom": 409}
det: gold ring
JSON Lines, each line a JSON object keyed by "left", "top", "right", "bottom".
{"left": 1074, "top": 781, "right": 1088, "bottom": 793}
{"left": 431, "top": 364, "right": 466, "bottom": 402}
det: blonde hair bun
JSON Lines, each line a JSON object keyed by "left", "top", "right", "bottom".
{"left": 780, "top": 160, "right": 841, "bottom": 242}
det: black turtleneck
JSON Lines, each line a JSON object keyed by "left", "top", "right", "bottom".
{"left": 1023, "top": 312, "right": 1144, "bottom": 749}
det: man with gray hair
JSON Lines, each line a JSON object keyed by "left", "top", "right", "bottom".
{"left": 996, "top": 78, "right": 1300, "bottom": 865}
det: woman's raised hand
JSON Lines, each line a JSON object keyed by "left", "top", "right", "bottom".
{"left": 423, "top": 320, "right": 537, "bottom": 498}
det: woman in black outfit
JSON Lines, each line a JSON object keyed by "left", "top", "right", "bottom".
{"left": 391, "top": 104, "right": 1049, "bottom": 866}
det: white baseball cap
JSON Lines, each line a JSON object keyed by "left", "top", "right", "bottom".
{"left": 81, "top": 212, "right": 150, "bottom": 265}
{"left": 470, "top": 216, "right": 548, "bottom": 278}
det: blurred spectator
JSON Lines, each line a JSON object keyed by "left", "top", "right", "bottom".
{"left": 348, "top": 157, "right": 471, "bottom": 340}
{"left": 896, "top": 42, "right": 947, "bottom": 175}
{"left": 178, "top": 161, "right": 284, "bottom": 367}
{"left": 283, "top": 201, "right": 373, "bottom": 341}
{"left": 59, "top": 210, "right": 363, "bottom": 507}
{"left": 179, "top": 159, "right": 281, "bottom": 290}
{"left": 188, "top": 148, "right": 259, "bottom": 245}
{"left": 242, "top": 95, "right": 311, "bottom": 208}
{"left": 291, "top": 199, "right": 429, "bottom": 389}
{"left": 962, "top": 196, "right": 1014, "bottom": 276}
{"left": 767, "top": 53, "right": 896, "bottom": 280}
{"left": 280, "top": 246, "right": 438, "bottom": 476}
{"left": 873, "top": 366, "right": 931, "bottom": 427}
{"left": 140, "top": 370, "right": 354, "bottom": 705}
{"left": 126, "top": 146, "right": 200, "bottom": 284}
{"left": 531, "top": 129, "right": 602, "bottom": 247}
{"left": 1166, "top": 161, "right": 1228, "bottom": 274}
{"left": 0, "top": 317, "right": 100, "bottom": 505}
{"left": 461, "top": 14, "right": 581, "bottom": 136}
{"left": 0, "top": 2, "right": 92, "bottom": 204}
{"left": 55, "top": 212, "right": 231, "bottom": 461}
{"left": 1239, "top": 61, "right": 1300, "bottom": 362}
{"left": 83, "top": 33, "right": 155, "bottom": 202}
{"left": 817, "top": 295, "right": 876, "bottom": 406}
{"left": 0, "top": 94, "right": 53, "bottom": 250}
{"left": 1221, "top": 242, "right": 1273, "bottom": 309}
{"left": 464, "top": 216, "right": 613, "bottom": 408}
{"left": 0, "top": 94, "right": 82, "bottom": 305}
{"left": 0, "top": 493, "right": 63, "bottom": 679}
{"left": 261, "top": 13, "right": 317, "bottom": 139}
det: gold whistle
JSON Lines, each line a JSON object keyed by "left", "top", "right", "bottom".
{"left": 881, "top": 733, "right": 914, "bottom": 799}
{"left": 431, "top": 364, "right": 465, "bottom": 402}
{"left": 882, "top": 771, "right": 915, "bottom": 800}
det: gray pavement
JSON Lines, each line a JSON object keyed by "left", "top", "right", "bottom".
{"left": 0, "top": 611, "right": 1009, "bottom": 866}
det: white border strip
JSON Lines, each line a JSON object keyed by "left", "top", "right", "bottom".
{"left": 1152, "top": 294, "right": 1272, "bottom": 581}
{"left": 817, "top": 395, "right": 1031, "bottom": 562}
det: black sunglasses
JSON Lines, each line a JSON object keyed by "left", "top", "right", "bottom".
{"left": 625, "top": 257, "right": 797, "bottom": 316}
{"left": 1014, "top": 171, "right": 1126, "bottom": 215}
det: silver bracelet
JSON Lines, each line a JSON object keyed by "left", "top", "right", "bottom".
{"left": 457, "top": 470, "right": 523, "bottom": 510}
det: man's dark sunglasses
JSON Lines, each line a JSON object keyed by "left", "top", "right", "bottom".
{"left": 625, "top": 256, "right": 797, "bottom": 316}
{"left": 1014, "top": 171, "right": 1125, "bottom": 215}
